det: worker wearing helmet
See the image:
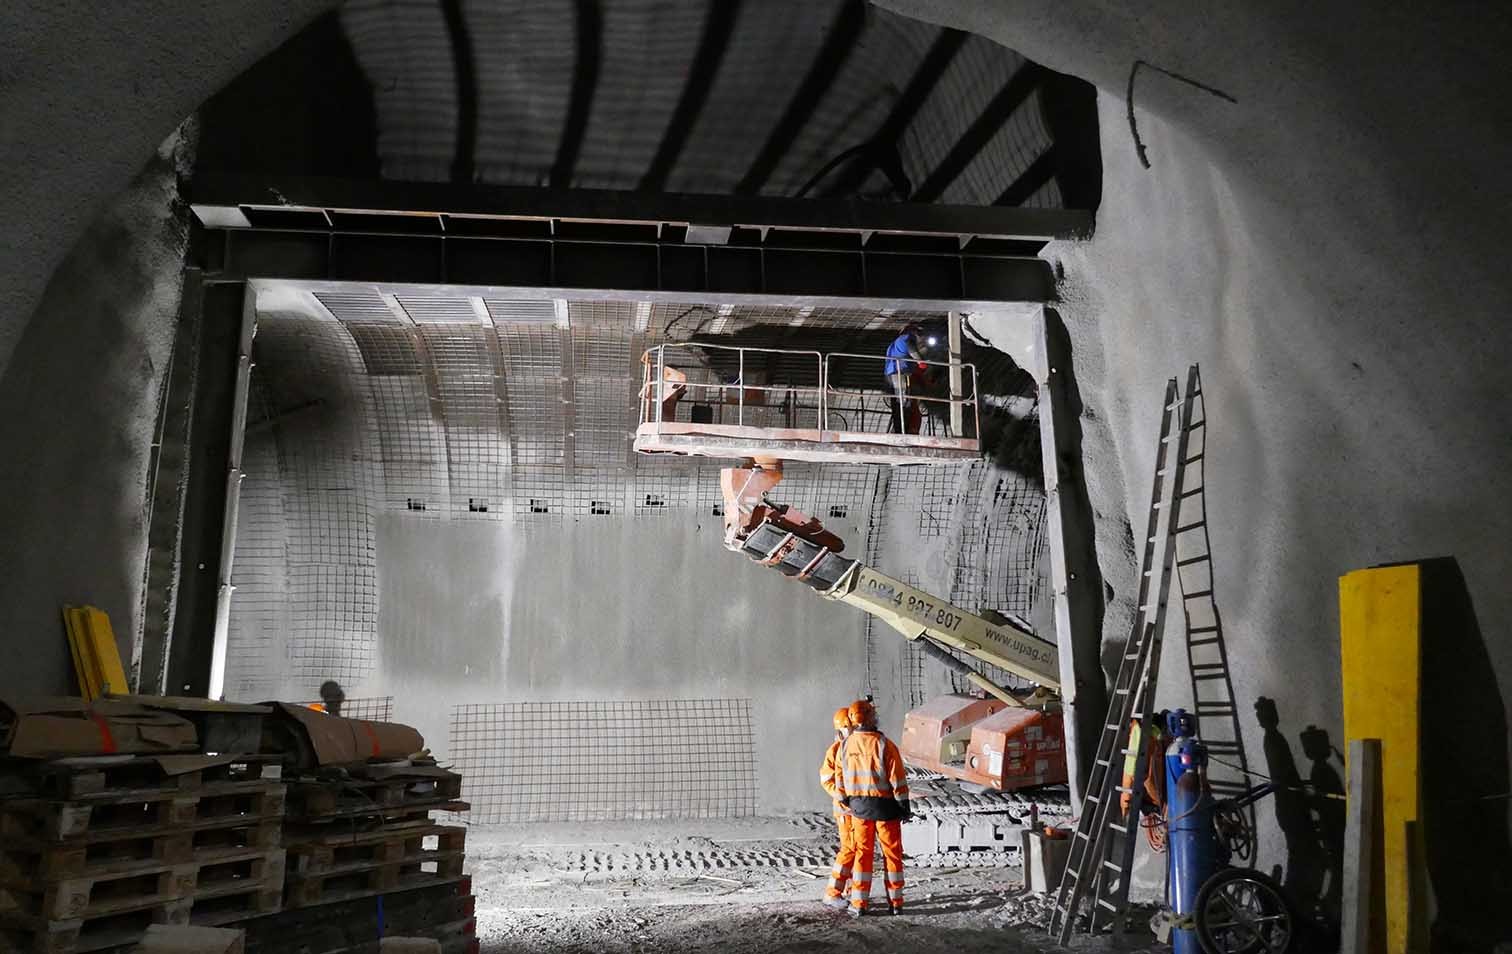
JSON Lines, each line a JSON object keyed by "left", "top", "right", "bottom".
{"left": 882, "top": 325, "right": 928, "bottom": 434}
{"left": 819, "top": 706, "right": 856, "bottom": 909}
{"left": 835, "top": 698, "right": 910, "bottom": 916}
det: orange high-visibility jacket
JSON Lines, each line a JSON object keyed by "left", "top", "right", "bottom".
{"left": 837, "top": 729, "right": 910, "bottom": 821}
{"left": 820, "top": 739, "right": 844, "bottom": 806}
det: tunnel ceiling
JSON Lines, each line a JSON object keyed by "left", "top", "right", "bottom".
{"left": 195, "top": 0, "right": 1100, "bottom": 211}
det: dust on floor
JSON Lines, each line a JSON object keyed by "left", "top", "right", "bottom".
{"left": 463, "top": 815, "right": 1156, "bottom": 954}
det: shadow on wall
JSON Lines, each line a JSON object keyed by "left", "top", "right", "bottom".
{"left": 1253, "top": 696, "right": 1344, "bottom": 951}
{"left": 1418, "top": 557, "right": 1511, "bottom": 954}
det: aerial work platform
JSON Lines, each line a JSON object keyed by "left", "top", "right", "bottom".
{"left": 632, "top": 342, "right": 981, "bottom": 465}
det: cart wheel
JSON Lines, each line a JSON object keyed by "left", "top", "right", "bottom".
{"left": 1195, "top": 867, "right": 1296, "bottom": 954}
{"left": 1214, "top": 803, "right": 1253, "bottom": 861}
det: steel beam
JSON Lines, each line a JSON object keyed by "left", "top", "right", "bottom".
{"left": 188, "top": 174, "right": 1092, "bottom": 242}
{"left": 202, "top": 226, "right": 1051, "bottom": 303}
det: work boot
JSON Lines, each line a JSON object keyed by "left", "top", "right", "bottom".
{"left": 822, "top": 897, "right": 849, "bottom": 911}
{"left": 847, "top": 907, "right": 864, "bottom": 920}
{"left": 888, "top": 906, "right": 903, "bottom": 916}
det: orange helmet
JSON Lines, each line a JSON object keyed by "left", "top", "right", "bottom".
{"left": 848, "top": 699, "right": 876, "bottom": 728}
{"left": 832, "top": 707, "right": 852, "bottom": 731}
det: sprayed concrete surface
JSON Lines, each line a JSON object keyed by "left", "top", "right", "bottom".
{"left": 882, "top": 1, "right": 1512, "bottom": 943}
{"left": 373, "top": 514, "right": 867, "bottom": 812}
{"left": 0, "top": 136, "right": 191, "bottom": 699}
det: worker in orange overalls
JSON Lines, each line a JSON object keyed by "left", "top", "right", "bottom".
{"left": 819, "top": 706, "right": 856, "bottom": 910}
{"left": 835, "top": 698, "right": 910, "bottom": 917}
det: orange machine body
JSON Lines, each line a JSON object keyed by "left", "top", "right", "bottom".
{"left": 901, "top": 694, "right": 1067, "bottom": 792}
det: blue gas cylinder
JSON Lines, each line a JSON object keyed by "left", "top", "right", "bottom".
{"left": 1164, "top": 709, "right": 1217, "bottom": 954}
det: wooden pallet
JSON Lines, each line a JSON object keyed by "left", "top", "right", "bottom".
{"left": 0, "top": 816, "right": 282, "bottom": 882}
{"left": 0, "top": 782, "right": 285, "bottom": 842}
{"left": 285, "top": 825, "right": 465, "bottom": 878}
{"left": 0, "top": 849, "right": 285, "bottom": 923}
{"left": 283, "top": 827, "right": 466, "bottom": 910}
{"left": 284, "top": 772, "right": 461, "bottom": 821}
{"left": 7, "top": 757, "right": 280, "bottom": 803}
{"left": 237, "top": 878, "right": 473, "bottom": 954}
{"left": 0, "top": 898, "right": 192, "bottom": 954}
{"left": 0, "top": 847, "right": 286, "bottom": 954}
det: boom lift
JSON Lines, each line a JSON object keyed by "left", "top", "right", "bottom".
{"left": 722, "top": 463, "right": 1073, "bottom": 865}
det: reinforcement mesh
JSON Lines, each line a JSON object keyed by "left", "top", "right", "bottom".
{"left": 449, "top": 699, "right": 757, "bottom": 823}
{"left": 229, "top": 291, "right": 1047, "bottom": 711}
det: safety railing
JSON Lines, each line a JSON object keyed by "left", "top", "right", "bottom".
{"left": 823, "top": 352, "right": 979, "bottom": 440}
{"left": 640, "top": 342, "right": 825, "bottom": 429}
{"left": 637, "top": 344, "right": 978, "bottom": 441}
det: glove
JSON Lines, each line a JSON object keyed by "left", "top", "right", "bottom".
{"left": 898, "top": 799, "right": 913, "bottom": 822}
{"left": 839, "top": 797, "right": 851, "bottom": 809}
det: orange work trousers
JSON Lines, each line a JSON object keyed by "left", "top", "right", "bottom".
{"left": 847, "top": 817, "right": 904, "bottom": 912}
{"left": 825, "top": 810, "right": 856, "bottom": 900}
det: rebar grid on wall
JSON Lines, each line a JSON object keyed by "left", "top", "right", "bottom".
{"left": 230, "top": 289, "right": 1046, "bottom": 697}
{"left": 449, "top": 699, "right": 757, "bottom": 823}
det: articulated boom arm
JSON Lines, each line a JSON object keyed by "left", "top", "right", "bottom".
{"left": 826, "top": 562, "right": 1060, "bottom": 692}
{"left": 733, "top": 516, "right": 1060, "bottom": 704}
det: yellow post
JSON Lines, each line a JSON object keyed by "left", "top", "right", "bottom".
{"left": 62, "top": 605, "right": 128, "bottom": 700}
{"left": 1339, "top": 565, "right": 1422, "bottom": 954}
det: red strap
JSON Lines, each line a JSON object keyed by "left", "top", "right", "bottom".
{"left": 361, "top": 721, "right": 381, "bottom": 758}
{"left": 89, "top": 712, "right": 118, "bottom": 754}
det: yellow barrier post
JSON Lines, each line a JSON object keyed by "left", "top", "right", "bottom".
{"left": 1338, "top": 565, "right": 1423, "bottom": 954}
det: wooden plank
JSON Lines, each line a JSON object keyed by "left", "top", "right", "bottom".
{"left": 1341, "top": 738, "right": 1382, "bottom": 954}
{"left": 1339, "top": 565, "right": 1421, "bottom": 954}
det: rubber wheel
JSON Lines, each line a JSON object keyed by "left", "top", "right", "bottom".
{"left": 1194, "top": 867, "right": 1297, "bottom": 954}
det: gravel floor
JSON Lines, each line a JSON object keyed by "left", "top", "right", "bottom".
{"left": 463, "top": 816, "right": 1161, "bottom": 954}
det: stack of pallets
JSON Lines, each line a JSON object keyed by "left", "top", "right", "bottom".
{"left": 276, "top": 760, "right": 474, "bottom": 951}
{"left": 0, "top": 757, "right": 286, "bottom": 954}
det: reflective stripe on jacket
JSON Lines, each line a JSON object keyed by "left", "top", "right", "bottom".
{"left": 838, "top": 729, "right": 910, "bottom": 821}
{"left": 820, "top": 739, "right": 844, "bottom": 805}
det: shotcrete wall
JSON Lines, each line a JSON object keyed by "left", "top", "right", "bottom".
{"left": 884, "top": 0, "right": 1512, "bottom": 941}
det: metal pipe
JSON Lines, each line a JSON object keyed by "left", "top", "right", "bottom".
{"left": 206, "top": 292, "right": 258, "bottom": 701}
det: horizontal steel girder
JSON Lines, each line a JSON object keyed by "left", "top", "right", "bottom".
{"left": 189, "top": 176, "right": 1077, "bottom": 304}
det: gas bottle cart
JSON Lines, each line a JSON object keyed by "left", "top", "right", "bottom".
{"left": 1158, "top": 709, "right": 1299, "bottom": 954}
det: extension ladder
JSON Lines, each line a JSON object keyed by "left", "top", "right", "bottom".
{"left": 1172, "top": 366, "right": 1254, "bottom": 838}
{"left": 1048, "top": 375, "right": 1195, "bottom": 940}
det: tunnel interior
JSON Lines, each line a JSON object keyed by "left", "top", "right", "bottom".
{"left": 3, "top": 0, "right": 1509, "bottom": 952}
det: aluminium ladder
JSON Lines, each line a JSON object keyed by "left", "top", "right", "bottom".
{"left": 1171, "top": 366, "right": 1254, "bottom": 841}
{"left": 1048, "top": 375, "right": 1195, "bottom": 941}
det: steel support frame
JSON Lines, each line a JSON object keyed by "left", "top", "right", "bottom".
{"left": 173, "top": 179, "right": 1088, "bottom": 696}
{"left": 187, "top": 176, "right": 1089, "bottom": 305}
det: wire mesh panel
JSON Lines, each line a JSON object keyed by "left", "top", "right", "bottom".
{"left": 253, "top": 312, "right": 382, "bottom": 686}
{"left": 449, "top": 700, "right": 757, "bottom": 823}
{"left": 295, "top": 696, "right": 396, "bottom": 722}
{"left": 224, "top": 381, "right": 290, "bottom": 702}
{"left": 414, "top": 317, "right": 509, "bottom": 516}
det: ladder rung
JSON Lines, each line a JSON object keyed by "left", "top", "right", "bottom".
{"left": 1176, "top": 486, "right": 1204, "bottom": 499}
{"left": 1175, "top": 554, "right": 1208, "bottom": 567}
{"left": 1184, "top": 452, "right": 1204, "bottom": 463}
{"left": 1103, "top": 860, "right": 1123, "bottom": 872}
{"left": 1107, "top": 822, "right": 1128, "bottom": 834}
{"left": 1188, "top": 625, "right": 1219, "bottom": 634}
{"left": 1174, "top": 522, "right": 1204, "bottom": 534}
{"left": 1191, "top": 662, "right": 1226, "bottom": 670}
{"left": 1183, "top": 588, "right": 1214, "bottom": 599}
{"left": 1114, "top": 786, "right": 1132, "bottom": 794}
{"left": 1194, "top": 672, "right": 1228, "bottom": 681}
{"left": 1084, "top": 794, "right": 1100, "bottom": 802}
{"left": 1097, "top": 899, "right": 1119, "bottom": 912}
{"left": 1095, "top": 758, "right": 1110, "bottom": 767}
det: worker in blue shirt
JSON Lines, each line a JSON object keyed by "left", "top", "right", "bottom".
{"left": 883, "top": 325, "right": 927, "bottom": 434}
